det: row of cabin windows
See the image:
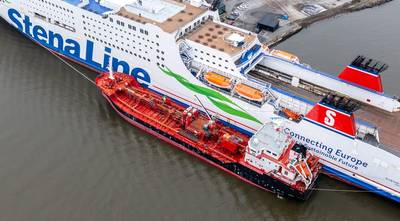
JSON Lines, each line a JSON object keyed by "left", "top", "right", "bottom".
{"left": 194, "top": 55, "right": 234, "bottom": 72}
{"left": 84, "top": 16, "right": 155, "bottom": 45}
{"left": 82, "top": 17, "right": 166, "bottom": 60}
{"left": 34, "top": 0, "right": 74, "bottom": 14}
{"left": 83, "top": 30, "right": 150, "bottom": 55}
{"left": 27, "top": 1, "right": 75, "bottom": 25}
{"left": 83, "top": 15, "right": 160, "bottom": 40}
{"left": 110, "top": 18, "right": 148, "bottom": 35}
{"left": 128, "top": 24, "right": 136, "bottom": 31}
{"left": 183, "top": 17, "right": 204, "bottom": 34}
{"left": 84, "top": 33, "right": 152, "bottom": 63}
{"left": 180, "top": 16, "right": 210, "bottom": 37}
{"left": 194, "top": 48, "right": 229, "bottom": 63}
{"left": 82, "top": 23, "right": 161, "bottom": 53}
{"left": 140, "top": 29, "right": 149, "bottom": 35}
{"left": 266, "top": 150, "right": 278, "bottom": 157}
{"left": 116, "top": 20, "right": 125, "bottom": 27}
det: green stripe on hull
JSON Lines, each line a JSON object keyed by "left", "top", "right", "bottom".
{"left": 160, "top": 67, "right": 262, "bottom": 124}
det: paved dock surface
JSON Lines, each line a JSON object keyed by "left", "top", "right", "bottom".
{"left": 356, "top": 107, "right": 400, "bottom": 154}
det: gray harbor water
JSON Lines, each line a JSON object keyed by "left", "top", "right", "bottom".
{"left": 0, "top": 1, "right": 399, "bottom": 221}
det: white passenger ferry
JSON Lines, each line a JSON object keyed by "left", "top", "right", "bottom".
{"left": 1, "top": 0, "right": 399, "bottom": 202}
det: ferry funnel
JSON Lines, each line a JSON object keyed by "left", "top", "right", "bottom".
{"left": 338, "top": 56, "right": 387, "bottom": 93}
{"left": 305, "top": 94, "right": 359, "bottom": 138}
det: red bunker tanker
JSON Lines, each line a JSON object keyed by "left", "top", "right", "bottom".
{"left": 96, "top": 71, "right": 321, "bottom": 200}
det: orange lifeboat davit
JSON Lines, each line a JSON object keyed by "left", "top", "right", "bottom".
{"left": 294, "top": 161, "right": 313, "bottom": 183}
{"left": 234, "top": 83, "right": 264, "bottom": 102}
{"left": 204, "top": 72, "right": 232, "bottom": 89}
{"left": 270, "top": 49, "right": 300, "bottom": 63}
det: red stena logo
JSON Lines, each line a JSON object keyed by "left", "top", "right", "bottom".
{"left": 305, "top": 103, "right": 356, "bottom": 138}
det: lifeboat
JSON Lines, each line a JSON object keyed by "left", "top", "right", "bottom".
{"left": 282, "top": 108, "right": 302, "bottom": 121}
{"left": 270, "top": 49, "right": 300, "bottom": 63}
{"left": 234, "top": 83, "right": 264, "bottom": 102}
{"left": 204, "top": 72, "right": 232, "bottom": 89}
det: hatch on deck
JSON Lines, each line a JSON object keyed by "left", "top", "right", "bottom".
{"left": 225, "top": 33, "right": 246, "bottom": 48}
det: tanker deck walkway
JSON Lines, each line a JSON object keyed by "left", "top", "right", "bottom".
{"left": 249, "top": 71, "right": 400, "bottom": 156}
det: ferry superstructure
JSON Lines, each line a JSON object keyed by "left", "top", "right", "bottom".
{"left": 0, "top": 0, "right": 399, "bottom": 202}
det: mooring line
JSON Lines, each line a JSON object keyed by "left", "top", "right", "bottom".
{"left": 46, "top": 49, "right": 96, "bottom": 85}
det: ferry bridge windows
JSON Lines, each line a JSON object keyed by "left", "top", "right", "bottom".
{"left": 128, "top": 24, "right": 136, "bottom": 31}
{"left": 139, "top": 29, "right": 149, "bottom": 35}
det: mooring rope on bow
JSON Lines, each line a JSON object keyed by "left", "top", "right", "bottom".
{"left": 46, "top": 48, "right": 96, "bottom": 85}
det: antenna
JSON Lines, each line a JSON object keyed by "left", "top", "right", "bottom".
{"left": 194, "top": 95, "right": 212, "bottom": 120}
{"left": 108, "top": 57, "right": 115, "bottom": 80}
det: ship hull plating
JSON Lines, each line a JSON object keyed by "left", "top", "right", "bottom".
{"left": 104, "top": 94, "right": 316, "bottom": 201}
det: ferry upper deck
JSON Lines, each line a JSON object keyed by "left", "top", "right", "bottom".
{"left": 186, "top": 20, "right": 256, "bottom": 56}
{"left": 116, "top": 0, "right": 207, "bottom": 33}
